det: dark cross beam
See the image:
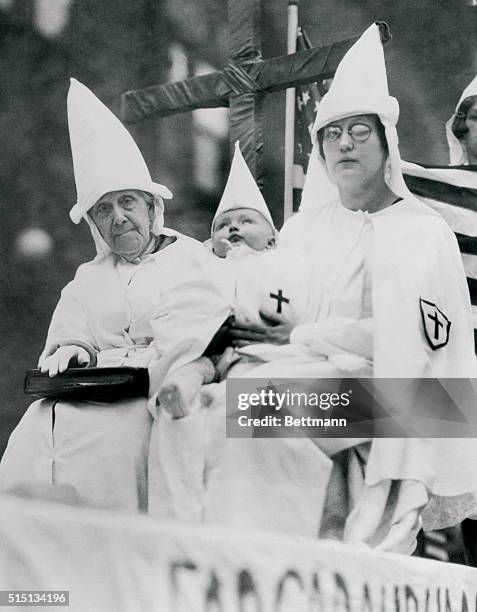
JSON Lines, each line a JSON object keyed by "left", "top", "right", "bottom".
{"left": 270, "top": 289, "right": 290, "bottom": 314}
{"left": 121, "top": 2, "right": 390, "bottom": 186}
{"left": 428, "top": 311, "right": 444, "bottom": 340}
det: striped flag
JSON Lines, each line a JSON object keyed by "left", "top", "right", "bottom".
{"left": 292, "top": 27, "right": 328, "bottom": 211}
{"left": 415, "top": 529, "right": 450, "bottom": 563}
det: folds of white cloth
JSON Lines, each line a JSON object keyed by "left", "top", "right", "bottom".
{"left": 149, "top": 349, "right": 430, "bottom": 553}
{"left": 150, "top": 339, "right": 477, "bottom": 554}
{"left": 3, "top": 492, "right": 477, "bottom": 612}
{"left": 149, "top": 370, "right": 333, "bottom": 537}
{"left": 421, "top": 437, "right": 477, "bottom": 531}
{"left": 0, "top": 343, "right": 155, "bottom": 512}
{"left": 343, "top": 479, "right": 426, "bottom": 555}
{"left": 0, "top": 396, "right": 152, "bottom": 512}
{"left": 96, "top": 344, "right": 155, "bottom": 368}
{"left": 401, "top": 160, "right": 477, "bottom": 327}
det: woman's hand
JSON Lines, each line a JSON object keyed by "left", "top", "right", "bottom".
{"left": 39, "top": 345, "right": 90, "bottom": 377}
{"left": 229, "top": 309, "right": 294, "bottom": 347}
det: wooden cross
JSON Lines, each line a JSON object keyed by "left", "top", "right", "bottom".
{"left": 120, "top": 0, "right": 361, "bottom": 188}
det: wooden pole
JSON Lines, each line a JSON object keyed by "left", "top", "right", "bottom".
{"left": 283, "top": 1, "right": 299, "bottom": 221}
{"left": 471, "top": 1, "right": 477, "bottom": 73}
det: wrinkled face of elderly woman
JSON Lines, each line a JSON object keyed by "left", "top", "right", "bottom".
{"left": 89, "top": 190, "right": 154, "bottom": 260}
{"left": 320, "top": 114, "right": 388, "bottom": 190}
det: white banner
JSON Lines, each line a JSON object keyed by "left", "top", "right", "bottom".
{"left": 0, "top": 494, "right": 476, "bottom": 611}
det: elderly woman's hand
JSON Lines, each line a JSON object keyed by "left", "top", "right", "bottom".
{"left": 229, "top": 309, "right": 294, "bottom": 347}
{"left": 39, "top": 345, "right": 90, "bottom": 377}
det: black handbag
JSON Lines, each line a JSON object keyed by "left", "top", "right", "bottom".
{"left": 24, "top": 367, "right": 149, "bottom": 403}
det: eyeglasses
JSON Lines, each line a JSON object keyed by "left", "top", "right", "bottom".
{"left": 323, "top": 123, "right": 372, "bottom": 144}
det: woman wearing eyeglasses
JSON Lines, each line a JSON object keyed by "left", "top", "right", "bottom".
{"left": 215, "top": 24, "right": 477, "bottom": 553}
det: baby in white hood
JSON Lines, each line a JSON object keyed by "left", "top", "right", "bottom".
{"left": 157, "top": 143, "right": 309, "bottom": 416}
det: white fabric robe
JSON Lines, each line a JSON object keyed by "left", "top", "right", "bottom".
{"left": 280, "top": 195, "right": 477, "bottom": 531}
{"left": 148, "top": 245, "right": 311, "bottom": 392}
{"left": 149, "top": 237, "right": 381, "bottom": 537}
{"left": 148, "top": 245, "right": 339, "bottom": 536}
{"left": 0, "top": 231, "right": 228, "bottom": 512}
{"left": 151, "top": 195, "right": 477, "bottom": 540}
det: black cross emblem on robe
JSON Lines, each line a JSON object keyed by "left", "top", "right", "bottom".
{"left": 121, "top": 2, "right": 390, "bottom": 186}
{"left": 427, "top": 310, "right": 444, "bottom": 340}
{"left": 270, "top": 289, "right": 290, "bottom": 314}
{"left": 419, "top": 298, "right": 451, "bottom": 350}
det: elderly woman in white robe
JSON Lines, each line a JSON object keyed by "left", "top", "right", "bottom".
{"left": 0, "top": 79, "right": 228, "bottom": 512}
{"left": 151, "top": 24, "right": 477, "bottom": 553}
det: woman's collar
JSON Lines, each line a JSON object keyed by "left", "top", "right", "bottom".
{"left": 335, "top": 195, "right": 404, "bottom": 218}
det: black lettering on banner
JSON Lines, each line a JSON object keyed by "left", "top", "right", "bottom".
{"left": 237, "top": 569, "right": 262, "bottom": 612}
{"left": 333, "top": 574, "right": 351, "bottom": 612}
{"left": 445, "top": 589, "right": 452, "bottom": 612}
{"left": 169, "top": 560, "right": 198, "bottom": 612}
{"left": 309, "top": 572, "right": 322, "bottom": 611}
{"left": 394, "top": 585, "right": 401, "bottom": 612}
{"left": 360, "top": 583, "right": 373, "bottom": 612}
{"left": 461, "top": 591, "right": 469, "bottom": 612}
{"left": 274, "top": 569, "right": 304, "bottom": 612}
{"left": 437, "top": 588, "right": 441, "bottom": 612}
{"left": 445, "top": 590, "right": 453, "bottom": 612}
{"left": 205, "top": 572, "right": 224, "bottom": 612}
{"left": 405, "top": 585, "right": 418, "bottom": 612}
{"left": 424, "top": 589, "right": 430, "bottom": 612}
{"left": 380, "top": 585, "right": 387, "bottom": 612}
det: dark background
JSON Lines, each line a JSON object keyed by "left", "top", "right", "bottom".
{"left": 1, "top": 0, "right": 476, "bottom": 453}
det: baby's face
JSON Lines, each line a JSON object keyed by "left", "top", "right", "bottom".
{"left": 212, "top": 208, "right": 275, "bottom": 258}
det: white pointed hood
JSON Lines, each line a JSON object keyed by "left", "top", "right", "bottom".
{"left": 212, "top": 141, "right": 276, "bottom": 232}
{"left": 446, "top": 75, "right": 477, "bottom": 165}
{"left": 300, "top": 23, "right": 411, "bottom": 213}
{"left": 67, "top": 78, "right": 172, "bottom": 237}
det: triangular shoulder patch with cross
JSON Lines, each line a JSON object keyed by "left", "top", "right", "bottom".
{"left": 419, "top": 298, "right": 451, "bottom": 350}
